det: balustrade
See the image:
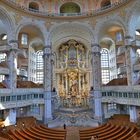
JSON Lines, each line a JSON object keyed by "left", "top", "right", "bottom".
{"left": 3, "top": 0, "right": 131, "bottom": 17}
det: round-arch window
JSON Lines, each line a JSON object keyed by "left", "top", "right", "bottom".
{"left": 101, "top": 0, "right": 111, "bottom": 8}
{"left": 60, "top": 2, "right": 80, "bottom": 13}
{"left": 29, "top": 2, "right": 39, "bottom": 11}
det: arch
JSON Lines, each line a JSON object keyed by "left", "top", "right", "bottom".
{"left": 95, "top": 17, "right": 126, "bottom": 42}
{"left": 60, "top": 2, "right": 81, "bottom": 13}
{"left": 0, "top": 6, "right": 15, "bottom": 40}
{"left": 48, "top": 22, "right": 94, "bottom": 44}
{"left": 15, "top": 21, "right": 47, "bottom": 44}
{"left": 53, "top": 36, "right": 90, "bottom": 52}
{"left": 127, "top": 1, "right": 140, "bottom": 38}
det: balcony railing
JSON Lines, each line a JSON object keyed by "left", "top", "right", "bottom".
{"left": 117, "top": 65, "right": 127, "bottom": 75}
{"left": 3, "top": 0, "right": 131, "bottom": 17}
{"left": 17, "top": 69, "right": 27, "bottom": 77}
{"left": 102, "top": 86, "right": 140, "bottom": 106}
{"left": 133, "top": 63, "right": 140, "bottom": 72}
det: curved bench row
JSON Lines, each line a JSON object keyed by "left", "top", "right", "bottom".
{"left": 8, "top": 124, "right": 66, "bottom": 140}
{"left": 79, "top": 123, "right": 138, "bottom": 140}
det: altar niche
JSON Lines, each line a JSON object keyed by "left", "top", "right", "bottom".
{"left": 56, "top": 40, "right": 90, "bottom": 108}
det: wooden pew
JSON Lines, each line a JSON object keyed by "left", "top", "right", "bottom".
{"left": 119, "top": 127, "right": 138, "bottom": 140}
{"left": 26, "top": 127, "right": 65, "bottom": 140}
{"left": 80, "top": 124, "right": 115, "bottom": 138}
{"left": 15, "top": 129, "right": 34, "bottom": 140}
{"left": 39, "top": 125, "right": 66, "bottom": 134}
{"left": 98, "top": 126, "right": 124, "bottom": 140}
{"left": 8, "top": 130, "right": 25, "bottom": 140}
{"left": 80, "top": 123, "right": 110, "bottom": 134}
{"left": 30, "top": 126, "right": 65, "bottom": 137}
{"left": 21, "top": 128, "right": 46, "bottom": 140}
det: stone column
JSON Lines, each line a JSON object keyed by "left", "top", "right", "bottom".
{"left": 129, "top": 105, "right": 137, "bottom": 122}
{"left": 6, "top": 40, "right": 18, "bottom": 90}
{"left": 125, "top": 36, "right": 136, "bottom": 85}
{"left": 91, "top": 43, "right": 102, "bottom": 122}
{"left": 43, "top": 45, "right": 52, "bottom": 124}
{"left": 4, "top": 108, "right": 16, "bottom": 126}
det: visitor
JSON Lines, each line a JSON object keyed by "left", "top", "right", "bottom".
{"left": 63, "top": 123, "right": 66, "bottom": 129}
{"left": 95, "top": 135, "right": 99, "bottom": 140}
{"left": 91, "top": 136, "right": 95, "bottom": 140}
{"left": 22, "top": 122, "right": 25, "bottom": 127}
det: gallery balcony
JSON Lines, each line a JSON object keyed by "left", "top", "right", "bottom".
{"left": 17, "top": 69, "right": 28, "bottom": 77}
{"left": 117, "top": 65, "right": 127, "bottom": 75}
{"left": 117, "top": 46, "right": 125, "bottom": 56}
{"left": 133, "top": 63, "right": 140, "bottom": 72}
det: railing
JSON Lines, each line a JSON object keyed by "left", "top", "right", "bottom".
{"left": 3, "top": 0, "right": 131, "bottom": 17}
{"left": 102, "top": 85, "right": 140, "bottom": 105}
{"left": 133, "top": 63, "right": 140, "bottom": 72}
{"left": 117, "top": 65, "right": 127, "bottom": 75}
{"left": 17, "top": 69, "right": 28, "bottom": 77}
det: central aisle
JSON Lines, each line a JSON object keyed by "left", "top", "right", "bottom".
{"left": 66, "top": 127, "right": 80, "bottom": 140}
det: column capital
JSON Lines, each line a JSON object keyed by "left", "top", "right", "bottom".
{"left": 91, "top": 43, "right": 100, "bottom": 53}
{"left": 124, "top": 35, "right": 133, "bottom": 46}
{"left": 8, "top": 40, "right": 18, "bottom": 51}
{"left": 43, "top": 46, "right": 52, "bottom": 56}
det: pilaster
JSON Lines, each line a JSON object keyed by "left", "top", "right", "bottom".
{"left": 124, "top": 36, "right": 136, "bottom": 85}
{"left": 6, "top": 40, "right": 18, "bottom": 90}
{"left": 129, "top": 105, "right": 137, "bottom": 123}
{"left": 91, "top": 43, "right": 102, "bottom": 122}
{"left": 43, "top": 45, "right": 53, "bottom": 124}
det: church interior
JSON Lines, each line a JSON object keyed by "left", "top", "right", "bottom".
{"left": 0, "top": 0, "right": 140, "bottom": 139}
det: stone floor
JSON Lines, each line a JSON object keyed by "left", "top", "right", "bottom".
{"left": 66, "top": 127, "right": 80, "bottom": 140}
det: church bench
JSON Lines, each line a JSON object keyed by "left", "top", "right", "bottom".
{"left": 8, "top": 130, "right": 26, "bottom": 140}
{"left": 8, "top": 133, "right": 18, "bottom": 140}
{"left": 21, "top": 128, "right": 46, "bottom": 140}
{"left": 39, "top": 125, "right": 66, "bottom": 134}
{"left": 15, "top": 129, "right": 34, "bottom": 140}
{"left": 80, "top": 124, "right": 115, "bottom": 137}
{"left": 127, "top": 131, "right": 138, "bottom": 140}
{"left": 26, "top": 127, "right": 65, "bottom": 140}
{"left": 79, "top": 123, "right": 110, "bottom": 134}
{"left": 109, "top": 126, "right": 130, "bottom": 140}
{"left": 119, "top": 127, "right": 138, "bottom": 140}
{"left": 80, "top": 125, "right": 121, "bottom": 140}
{"left": 31, "top": 126, "right": 65, "bottom": 137}
{"left": 98, "top": 126, "right": 124, "bottom": 140}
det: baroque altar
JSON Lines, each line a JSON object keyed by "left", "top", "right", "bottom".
{"left": 55, "top": 40, "right": 90, "bottom": 108}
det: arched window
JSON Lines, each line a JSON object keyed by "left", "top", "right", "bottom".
{"left": 36, "top": 50, "right": 43, "bottom": 83}
{"left": 101, "top": 48, "right": 110, "bottom": 84}
{"left": 29, "top": 2, "right": 39, "bottom": 11}
{"left": 60, "top": 2, "right": 80, "bottom": 13}
{"left": 101, "top": 0, "right": 111, "bottom": 9}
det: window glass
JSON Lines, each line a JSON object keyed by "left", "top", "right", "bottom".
{"left": 101, "top": 49, "right": 110, "bottom": 84}
{"left": 116, "top": 32, "right": 122, "bottom": 42}
{"left": 21, "top": 34, "right": 28, "bottom": 45}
